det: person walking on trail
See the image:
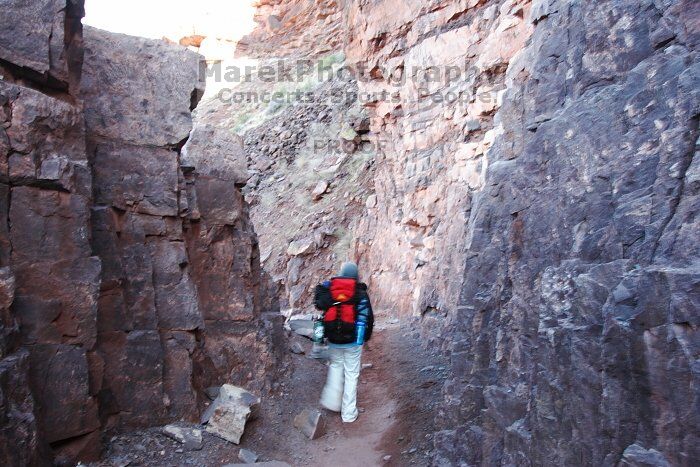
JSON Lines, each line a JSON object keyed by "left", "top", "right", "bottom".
{"left": 313, "top": 261, "right": 374, "bottom": 423}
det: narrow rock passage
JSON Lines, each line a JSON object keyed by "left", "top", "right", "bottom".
{"left": 95, "top": 313, "right": 446, "bottom": 466}
{"left": 246, "top": 312, "right": 447, "bottom": 466}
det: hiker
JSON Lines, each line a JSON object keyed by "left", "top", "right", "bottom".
{"left": 314, "top": 261, "right": 374, "bottom": 423}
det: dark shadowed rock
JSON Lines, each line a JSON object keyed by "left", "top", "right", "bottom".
{"left": 97, "top": 330, "right": 167, "bottom": 427}
{"left": 52, "top": 429, "right": 102, "bottom": 465}
{"left": 0, "top": 349, "right": 40, "bottom": 466}
{"left": 9, "top": 187, "right": 91, "bottom": 264}
{"left": 0, "top": 267, "right": 17, "bottom": 357}
{"left": 0, "top": 3, "right": 276, "bottom": 465}
{"left": 91, "top": 142, "right": 179, "bottom": 216}
{"left": 161, "top": 331, "right": 198, "bottom": 420}
{"left": 81, "top": 25, "right": 204, "bottom": 147}
{"left": 181, "top": 123, "right": 248, "bottom": 184}
{"left": 12, "top": 257, "right": 100, "bottom": 348}
{"left": 28, "top": 344, "right": 99, "bottom": 443}
{"left": 1, "top": 81, "right": 90, "bottom": 196}
{"left": 0, "top": 0, "right": 83, "bottom": 88}
{"left": 148, "top": 239, "right": 202, "bottom": 331}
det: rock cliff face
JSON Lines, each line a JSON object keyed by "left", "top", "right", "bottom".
{"left": 203, "top": 12, "right": 374, "bottom": 313}
{"left": 0, "top": 2, "right": 275, "bottom": 465}
{"left": 342, "top": 0, "right": 698, "bottom": 464}
{"left": 237, "top": 0, "right": 344, "bottom": 59}
{"left": 243, "top": 0, "right": 699, "bottom": 463}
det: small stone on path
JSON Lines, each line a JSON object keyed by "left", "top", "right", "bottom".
{"left": 293, "top": 408, "right": 325, "bottom": 440}
{"left": 238, "top": 448, "right": 258, "bottom": 463}
{"left": 162, "top": 424, "right": 203, "bottom": 451}
{"left": 205, "top": 386, "right": 220, "bottom": 400}
{"left": 289, "top": 341, "right": 305, "bottom": 354}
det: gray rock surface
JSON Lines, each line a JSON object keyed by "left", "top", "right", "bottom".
{"left": 342, "top": 0, "right": 699, "bottom": 465}
{"left": 203, "top": 384, "right": 261, "bottom": 444}
{"left": 293, "top": 408, "right": 325, "bottom": 440}
{"left": 288, "top": 318, "right": 314, "bottom": 338}
{"left": 162, "top": 424, "right": 203, "bottom": 451}
{"left": 81, "top": 25, "right": 204, "bottom": 147}
{"left": 238, "top": 448, "right": 259, "bottom": 463}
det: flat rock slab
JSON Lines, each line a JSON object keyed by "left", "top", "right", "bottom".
{"left": 293, "top": 408, "right": 325, "bottom": 440}
{"left": 202, "top": 384, "right": 260, "bottom": 445}
{"left": 162, "top": 425, "right": 203, "bottom": 451}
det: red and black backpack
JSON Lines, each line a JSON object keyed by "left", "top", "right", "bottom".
{"left": 318, "top": 277, "right": 359, "bottom": 344}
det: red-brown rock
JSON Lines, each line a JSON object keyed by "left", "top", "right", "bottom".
{"left": 91, "top": 142, "right": 179, "bottom": 216}
{"left": 28, "top": 344, "right": 99, "bottom": 443}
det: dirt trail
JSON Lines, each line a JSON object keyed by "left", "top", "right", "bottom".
{"left": 246, "top": 312, "right": 447, "bottom": 466}
{"left": 95, "top": 313, "right": 447, "bottom": 466}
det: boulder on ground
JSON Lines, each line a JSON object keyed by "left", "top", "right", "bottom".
{"left": 162, "top": 424, "right": 203, "bottom": 451}
{"left": 202, "top": 384, "right": 260, "bottom": 444}
{"left": 293, "top": 408, "right": 325, "bottom": 440}
{"left": 205, "top": 386, "right": 220, "bottom": 400}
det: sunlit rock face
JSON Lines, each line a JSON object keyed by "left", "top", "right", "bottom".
{"left": 344, "top": 0, "right": 535, "bottom": 320}
{"left": 343, "top": 0, "right": 699, "bottom": 465}
{"left": 0, "top": 3, "right": 278, "bottom": 464}
{"left": 237, "top": 0, "right": 344, "bottom": 59}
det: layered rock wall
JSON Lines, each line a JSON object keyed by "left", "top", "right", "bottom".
{"left": 212, "top": 1, "right": 374, "bottom": 314}
{"left": 344, "top": 0, "right": 535, "bottom": 318}
{"left": 237, "top": 0, "right": 344, "bottom": 59}
{"left": 0, "top": 1, "right": 99, "bottom": 462}
{"left": 342, "top": 0, "right": 699, "bottom": 464}
{"left": 0, "top": 2, "right": 274, "bottom": 465}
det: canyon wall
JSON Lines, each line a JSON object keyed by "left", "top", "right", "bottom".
{"left": 237, "top": 0, "right": 344, "bottom": 59}
{"left": 0, "top": 2, "right": 275, "bottom": 465}
{"left": 342, "top": 0, "right": 699, "bottom": 465}
{"left": 205, "top": 0, "right": 375, "bottom": 314}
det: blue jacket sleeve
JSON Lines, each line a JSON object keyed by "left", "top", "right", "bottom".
{"left": 357, "top": 296, "right": 370, "bottom": 323}
{"left": 356, "top": 291, "right": 374, "bottom": 341}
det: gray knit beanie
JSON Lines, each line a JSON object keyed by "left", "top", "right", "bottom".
{"left": 339, "top": 261, "right": 359, "bottom": 279}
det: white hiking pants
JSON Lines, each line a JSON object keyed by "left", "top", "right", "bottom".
{"left": 319, "top": 345, "right": 362, "bottom": 422}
